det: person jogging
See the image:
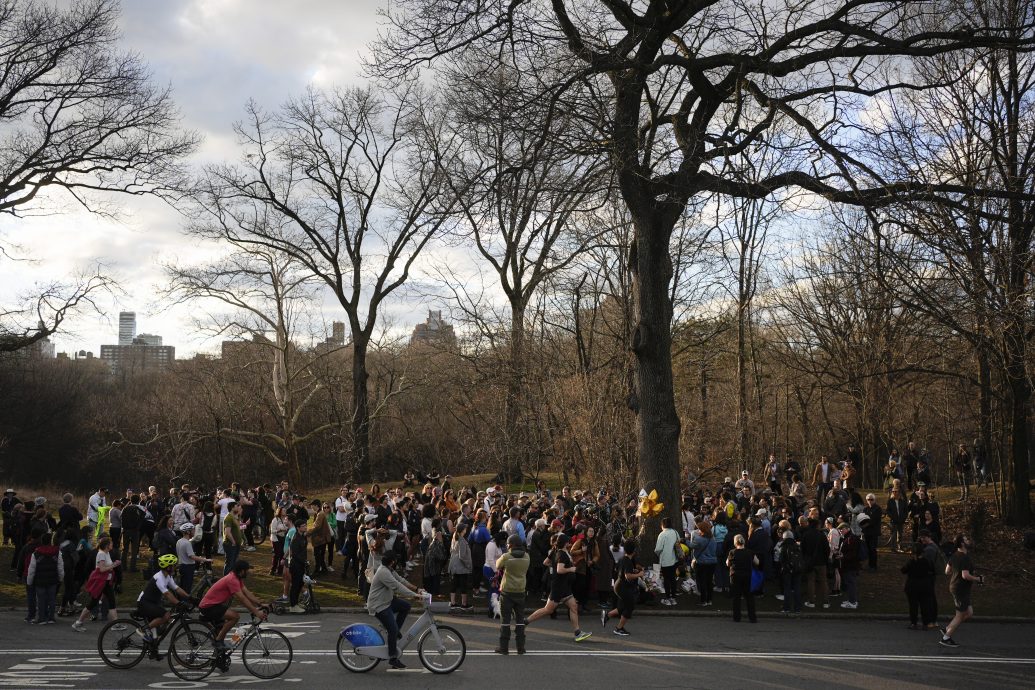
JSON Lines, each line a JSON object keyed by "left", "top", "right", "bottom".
{"left": 940, "top": 534, "right": 984, "bottom": 648}
{"left": 601, "top": 539, "right": 644, "bottom": 636}
{"left": 526, "top": 533, "right": 592, "bottom": 642}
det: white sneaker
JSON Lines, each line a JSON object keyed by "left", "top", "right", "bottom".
{"left": 288, "top": 605, "right": 305, "bottom": 614}
{"left": 822, "top": 603, "right": 831, "bottom": 609}
{"left": 774, "top": 594, "right": 785, "bottom": 601}
{"left": 803, "top": 602, "right": 815, "bottom": 608}
{"left": 244, "top": 546, "right": 256, "bottom": 552}
{"left": 71, "top": 621, "right": 86, "bottom": 633}
{"left": 840, "top": 601, "right": 858, "bottom": 609}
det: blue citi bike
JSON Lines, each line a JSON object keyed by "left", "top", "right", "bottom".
{"left": 336, "top": 594, "right": 466, "bottom": 674}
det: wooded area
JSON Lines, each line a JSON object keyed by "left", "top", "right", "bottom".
{"left": 1, "top": 1, "right": 1034, "bottom": 526}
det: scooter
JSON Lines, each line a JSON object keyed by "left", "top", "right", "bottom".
{"left": 336, "top": 594, "right": 466, "bottom": 674}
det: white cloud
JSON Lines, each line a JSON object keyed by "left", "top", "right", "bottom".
{"left": 0, "top": 1, "right": 396, "bottom": 356}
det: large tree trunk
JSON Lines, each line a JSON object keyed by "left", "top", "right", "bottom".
{"left": 1003, "top": 277, "right": 1032, "bottom": 525}
{"left": 500, "top": 301, "right": 527, "bottom": 484}
{"left": 629, "top": 209, "right": 683, "bottom": 561}
{"left": 351, "top": 338, "right": 372, "bottom": 483}
{"left": 736, "top": 291, "right": 749, "bottom": 461}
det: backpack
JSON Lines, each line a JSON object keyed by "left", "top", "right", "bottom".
{"left": 782, "top": 541, "right": 804, "bottom": 575}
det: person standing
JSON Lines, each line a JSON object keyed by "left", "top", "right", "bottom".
{"left": 811, "top": 456, "right": 835, "bottom": 503}
{"left": 176, "top": 523, "right": 209, "bottom": 595}
{"left": 940, "top": 535, "right": 984, "bottom": 647}
{"left": 448, "top": 523, "right": 473, "bottom": 611}
{"left": 654, "top": 517, "right": 680, "bottom": 606}
{"left": 886, "top": 488, "right": 908, "bottom": 553}
{"left": 902, "top": 544, "right": 936, "bottom": 629}
{"left": 766, "top": 454, "right": 783, "bottom": 495}
{"left": 862, "top": 494, "right": 882, "bottom": 570}
{"left": 494, "top": 534, "right": 530, "bottom": 655}
{"left": 222, "top": 502, "right": 243, "bottom": 576}
{"left": 727, "top": 534, "right": 759, "bottom": 623}
{"left": 26, "top": 532, "right": 63, "bottom": 624}
{"left": 953, "top": 445, "right": 972, "bottom": 502}
{"left": 311, "top": 502, "right": 333, "bottom": 575}
{"left": 287, "top": 520, "right": 309, "bottom": 614}
{"left": 87, "top": 487, "right": 107, "bottom": 535}
{"left": 690, "top": 522, "right": 718, "bottom": 606}
{"left": 837, "top": 522, "right": 861, "bottom": 609}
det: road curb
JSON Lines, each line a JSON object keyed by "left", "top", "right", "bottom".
{"left": 2, "top": 604, "right": 1030, "bottom": 624}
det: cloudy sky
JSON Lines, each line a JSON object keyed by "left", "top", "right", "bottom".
{"left": 0, "top": 0, "right": 463, "bottom": 356}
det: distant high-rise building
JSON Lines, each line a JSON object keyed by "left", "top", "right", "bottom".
{"left": 118, "top": 312, "right": 136, "bottom": 346}
{"left": 136, "top": 333, "right": 163, "bottom": 346}
{"left": 410, "top": 310, "right": 456, "bottom": 347}
{"left": 332, "top": 321, "right": 346, "bottom": 345}
{"left": 100, "top": 342, "right": 175, "bottom": 374}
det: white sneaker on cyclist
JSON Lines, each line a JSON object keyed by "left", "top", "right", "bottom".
{"left": 71, "top": 621, "right": 86, "bottom": 633}
{"left": 288, "top": 605, "right": 305, "bottom": 614}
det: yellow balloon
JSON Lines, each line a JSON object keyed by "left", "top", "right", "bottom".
{"left": 648, "top": 490, "right": 659, "bottom": 502}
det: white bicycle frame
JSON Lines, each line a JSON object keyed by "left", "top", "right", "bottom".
{"left": 353, "top": 599, "right": 448, "bottom": 660}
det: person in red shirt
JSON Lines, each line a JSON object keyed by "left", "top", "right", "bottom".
{"left": 198, "top": 560, "right": 266, "bottom": 648}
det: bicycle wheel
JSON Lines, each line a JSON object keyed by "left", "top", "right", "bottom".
{"left": 242, "top": 629, "right": 292, "bottom": 679}
{"left": 336, "top": 634, "right": 380, "bottom": 673}
{"left": 97, "top": 618, "right": 148, "bottom": 669}
{"left": 168, "top": 621, "right": 216, "bottom": 681}
{"left": 250, "top": 521, "right": 267, "bottom": 545}
{"left": 417, "top": 624, "right": 466, "bottom": 674}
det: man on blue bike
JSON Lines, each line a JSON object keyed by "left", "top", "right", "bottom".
{"left": 366, "top": 551, "right": 424, "bottom": 669}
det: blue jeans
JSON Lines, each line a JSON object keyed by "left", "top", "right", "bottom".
{"left": 223, "top": 544, "right": 240, "bottom": 576}
{"left": 374, "top": 598, "right": 411, "bottom": 660}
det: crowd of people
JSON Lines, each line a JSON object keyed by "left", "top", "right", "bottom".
{"left": 0, "top": 447, "right": 988, "bottom": 664}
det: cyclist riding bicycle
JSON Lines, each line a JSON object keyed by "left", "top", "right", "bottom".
{"left": 136, "top": 554, "right": 192, "bottom": 648}
{"left": 198, "top": 560, "right": 267, "bottom": 649}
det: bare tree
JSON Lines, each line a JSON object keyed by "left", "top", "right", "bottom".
{"left": 165, "top": 247, "right": 342, "bottom": 486}
{"left": 0, "top": 0, "right": 197, "bottom": 349}
{"left": 186, "top": 84, "right": 459, "bottom": 481}
{"left": 870, "top": 0, "right": 1035, "bottom": 522}
{"left": 375, "top": 0, "right": 1035, "bottom": 529}
{"left": 440, "top": 51, "right": 612, "bottom": 480}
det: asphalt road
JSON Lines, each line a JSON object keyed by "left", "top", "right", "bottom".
{"left": 0, "top": 610, "right": 1031, "bottom": 689}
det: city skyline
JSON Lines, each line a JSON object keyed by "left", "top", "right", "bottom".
{"left": 0, "top": 0, "right": 466, "bottom": 358}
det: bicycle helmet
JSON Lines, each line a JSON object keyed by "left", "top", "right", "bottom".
{"left": 158, "top": 554, "right": 179, "bottom": 569}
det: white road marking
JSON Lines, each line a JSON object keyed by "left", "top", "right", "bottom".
{"left": 0, "top": 650, "right": 1032, "bottom": 664}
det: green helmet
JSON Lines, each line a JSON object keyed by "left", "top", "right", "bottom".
{"left": 158, "top": 554, "right": 179, "bottom": 569}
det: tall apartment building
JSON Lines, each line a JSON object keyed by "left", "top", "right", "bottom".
{"left": 118, "top": 312, "right": 136, "bottom": 346}
{"left": 100, "top": 342, "right": 175, "bottom": 374}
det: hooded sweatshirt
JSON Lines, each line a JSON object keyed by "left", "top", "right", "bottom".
{"left": 496, "top": 548, "right": 530, "bottom": 594}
